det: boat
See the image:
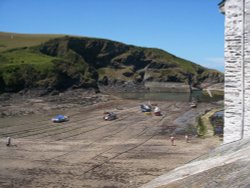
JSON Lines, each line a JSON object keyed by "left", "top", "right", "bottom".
{"left": 140, "top": 104, "right": 152, "bottom": 112}
{"left": 51, "top": 115, "right": 69, "bottom": 123}
{"left": 154, "top": 106, "right": 162, "bottom": 116}
{"left": 103, "top": 112, "right": 117, "bottom": 121}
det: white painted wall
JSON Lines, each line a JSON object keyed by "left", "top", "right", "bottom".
{"left": 223, "top": 0, "right": 250, "bottom": 143}
{"left": 243, "top": 0, "right": 250, "bottom": 137}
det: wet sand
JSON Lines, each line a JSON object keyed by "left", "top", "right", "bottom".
{"left": 0, "top": 98, "right": 222, "bottom": 188}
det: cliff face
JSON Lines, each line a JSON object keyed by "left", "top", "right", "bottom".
{"left": 0, "top": 35, "right": 224, "bottom": 93}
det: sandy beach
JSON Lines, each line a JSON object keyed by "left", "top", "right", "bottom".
{"left": 0, "top": 95, "right": 222, "bottom": 188}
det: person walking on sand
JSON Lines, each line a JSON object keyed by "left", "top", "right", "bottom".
{"left": 185, "top": 134, "right": 189, "bottom": 143}
{"left": 170, "top": 136, "right": 175, "bottom": 146}
{"left": 6, "top": 137, "right": 11, "bottom": 147}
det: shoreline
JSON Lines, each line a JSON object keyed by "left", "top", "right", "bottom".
{"left": 0, "top": 87, "right": 223, "bottom": 118}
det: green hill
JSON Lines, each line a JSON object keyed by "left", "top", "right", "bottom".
{"left": 0, "top": 32, "right": 224, "bottom": 93}
{"left": 0, "top": 32, "right": 65, "bottom": 52}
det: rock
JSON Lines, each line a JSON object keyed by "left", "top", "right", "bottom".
{"left": 0, "top": 36, "right": 223, "bottom": 93}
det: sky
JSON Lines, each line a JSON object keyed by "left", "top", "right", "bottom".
{"left": 0, "top": 0, "right": 225, "bottom": 72}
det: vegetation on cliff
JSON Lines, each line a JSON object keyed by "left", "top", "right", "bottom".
{"left": 0, "top": 32, "right": 224, "bottom": 92}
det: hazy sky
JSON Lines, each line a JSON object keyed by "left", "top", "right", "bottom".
{"left": 0, "top": 0, "right": 225, "bottom": 72}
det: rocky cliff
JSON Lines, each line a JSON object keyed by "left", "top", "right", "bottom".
{"left": 0, "top": 34, "right": 224, "bottom": 93}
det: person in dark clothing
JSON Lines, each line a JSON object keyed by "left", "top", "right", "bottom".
{"left": 6, "top": 137, "right": 11, "bottom": 147}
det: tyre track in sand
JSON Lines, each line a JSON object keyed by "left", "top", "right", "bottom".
{"left": 0, "top": 106, "right": 139, "bottom": 139}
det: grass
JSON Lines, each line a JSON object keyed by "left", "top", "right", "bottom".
{"left": 0, "top": 31, "right": 215, "bottom": 76}
{"left": 0, "top": 48, "right": 59, "bottom": 77}
{"left": 0, "top": 48, "right": 58, "bottom": 65}
{"left": 0, "top": 32, "right": 64, "bottom": 52}
{"left": 0, "top": 31, "right": 223, "bottom": 92}
{"left": 0, "top": 47, "right": 61, "bottom": 90}
{"left": 196, "top": 108, "right": 223, "bottom": 137}
{"left": 143, "top": 47, "right": 201, "bottom": 73}
{"left": 197, "top": 115, "right": 208, "bottom": 138}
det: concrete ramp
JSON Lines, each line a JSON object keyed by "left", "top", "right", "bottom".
{"left": 140, "top": 138, "right": 250, "bottom": 188}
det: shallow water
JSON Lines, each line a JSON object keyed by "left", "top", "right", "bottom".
{"left": 115, "top": 90, "right": 224, "bottom": 102}
{"left": 213, "top": 110, "right": 224, "bottom": 117}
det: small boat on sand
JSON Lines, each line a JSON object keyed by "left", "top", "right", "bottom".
{"left": 103, "top": 112, "right": 117, "bottom": 121}
{"left": 140, "top": 104, "right": 152, "bottom": 112}
{"left": 154, "top": 106, "right": 162, "bottom": 116}
{"left": 52, "top": 115, "right": 69, "bottom": 123}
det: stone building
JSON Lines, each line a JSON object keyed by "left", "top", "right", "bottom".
{"left": 219, "top": 0, "right": 250, "bottom": 143}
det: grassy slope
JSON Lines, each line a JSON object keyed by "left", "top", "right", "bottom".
{"left": 0, "top": 32, "right": 64, "bottom": 90}
{"left": 0, "top": 31, "right": 208, "bottom": 74}
{"left": 143, "top": 48, "right": 200, "bottom": 73}
{"left": 0, "top": 32, "right": 223, "bottom": 92}
{"left": 0, "top": 32, "right": 65, "bottom": 52}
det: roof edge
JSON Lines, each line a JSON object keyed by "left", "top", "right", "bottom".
{"left": 218, "top": 0, "right": 226, "bottom": 14}
{"left": 218, "top": 0, "right": 226, "bottom": 7}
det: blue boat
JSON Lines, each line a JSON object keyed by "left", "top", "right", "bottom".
{"left": 51, "top": 115, "right": 69, "bottom": 123}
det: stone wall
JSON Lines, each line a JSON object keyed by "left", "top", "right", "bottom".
{"left": 223, "top": 0, "right": 250, "bottom": 143}
{"left": 244, "top": 0, "right": 250, "bottom": 137}
{"left": 144, "top": 82, "right": 190, "bottom": 92}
